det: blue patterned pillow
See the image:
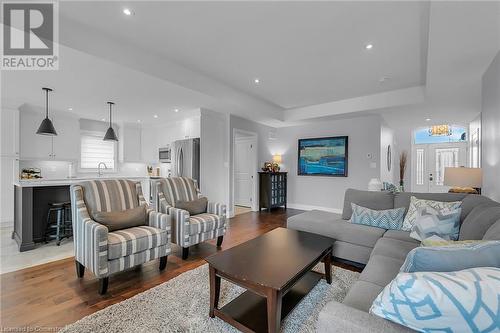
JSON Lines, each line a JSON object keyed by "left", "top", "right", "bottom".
{"left": 410, "top": 206, "right": 461, "bottom": 241}
{"left": 370, "top": 267, "right": 500, "bottom": 333}
{"left": 350, "top": 203, "right": 405, "bottom": 230}
{"left": 400, "top": 241, "right": 500, "bottom": 273}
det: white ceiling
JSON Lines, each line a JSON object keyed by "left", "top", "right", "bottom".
{"left": 1, "top": 44, "right": 212, "bottom": 124}
{"left": 58, "top": 1, "right": 428, "bottom": 109}
{"left": 2, "top": 1, "right": 499, "bottom": 127}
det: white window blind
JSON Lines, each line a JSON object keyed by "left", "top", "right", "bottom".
{"left": 80, "top": 133, "right": 116, "bottom": 169}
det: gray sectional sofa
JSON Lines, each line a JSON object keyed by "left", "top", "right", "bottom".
{"left": 286, "top": 189, "right": 500, "bottom": 333}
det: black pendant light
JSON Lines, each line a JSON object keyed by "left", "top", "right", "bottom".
{"left": 103, "top": 102, "right": 118, "bottom": 141}
{"left": 36, "top": 87, "right": 58, "bottom": 136}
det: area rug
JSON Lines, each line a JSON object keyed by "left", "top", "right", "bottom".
{"left": 60, "top": 264, "right": 359, "bottom": 333}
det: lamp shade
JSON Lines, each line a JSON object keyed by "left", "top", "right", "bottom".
{"left": 103, "top": 127, "right": 118, "bottom": 141}
{"left": 444, "top": 167, "right": 482, "bottom": 188}
{"left": 36, "top": 117, "right": 57, "bottom": 135}
{"left": 273, "top": 154, "right": 282, "bottom": 164}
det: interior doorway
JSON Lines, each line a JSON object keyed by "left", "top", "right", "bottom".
{"left": 233, "top": 129, "right": 258, "bottom": 214}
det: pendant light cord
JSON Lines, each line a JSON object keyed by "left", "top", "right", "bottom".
{"left": 45, "top": 89, "right": 49, "bottom": 118}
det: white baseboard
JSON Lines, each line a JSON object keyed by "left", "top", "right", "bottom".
{"left": 287, "top": 203, "right": 342, "bottom": 214}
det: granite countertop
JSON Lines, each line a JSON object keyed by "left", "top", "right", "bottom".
{"left": 14, "top": 176, "right": 158, "bottom": 187}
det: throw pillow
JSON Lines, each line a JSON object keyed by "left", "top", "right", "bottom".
{"left": 175, "top": 197, "right": 208, "bottom": 215}
{"left": 402, "top": 196, "right": 462, "bottom": 231}
{"left": 409, "top": 206, "right": 461, "bottom": 241}
{"left": 400, "top": 240, "right": 500, "bottom": 273}
{"left": 370, "top": 267, "right": 500, "bottom": 333}
{"left": 93, "top": 205, "right": 147, "bottom": 231}
{"left": 350, "top": 203, "right": 405, "bottom": 230}
{"left": 420, "top": 237, "right": 484, "bottom": 247}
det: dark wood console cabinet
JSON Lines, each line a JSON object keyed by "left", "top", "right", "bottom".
{"left": 258, "top": 172, "right": 287, "bottom": 212}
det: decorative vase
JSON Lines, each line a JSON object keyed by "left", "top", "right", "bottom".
{"left": 399, "top": 180, "right": 405, "bottom": 192}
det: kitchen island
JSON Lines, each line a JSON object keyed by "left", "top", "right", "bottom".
{"left": 13, "top": 177, "right": 152, "bottom": 252}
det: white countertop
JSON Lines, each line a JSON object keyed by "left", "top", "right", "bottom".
{"left": 14, "top": 176, "right": 159, "bottom": 187}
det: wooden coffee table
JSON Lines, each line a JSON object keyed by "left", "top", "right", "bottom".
{"left": 205, "top": 227, "right": 333, "bottom": 333}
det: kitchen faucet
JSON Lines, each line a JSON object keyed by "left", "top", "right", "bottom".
{"left": 97, "top": 162, "right": 108, "bottom": 177}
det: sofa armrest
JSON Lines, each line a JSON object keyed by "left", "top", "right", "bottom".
{"left": 316, "top": 301, "right": 415, "bottom": 333}
{"left": 207, "top": 201, "right": 227, "bottom": 217}
{"left": 147, "top": 209, "right": 171, "bottom": 232}
{"left": 70, "top": 185, "right": 109, "bottom": 278}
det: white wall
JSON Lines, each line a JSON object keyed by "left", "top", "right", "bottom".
{"left": 269, "top": 115, "right": 382, "bottom": 212}
{"left": 380, "top": 123, "right": 395, "bottom": 184}
{"left": 481, "top": 51, "right": 500, "bottom": 201}
{"left": 200, "top": 109, "right": 229, "bottom": 206}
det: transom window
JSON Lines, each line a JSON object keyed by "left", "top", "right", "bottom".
{"left": 414, "top": 125, "right": 467, "bottom": 144}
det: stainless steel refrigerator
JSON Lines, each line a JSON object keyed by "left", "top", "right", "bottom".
{"left": 171, "top": 138, "right": 200, "bottom": 184}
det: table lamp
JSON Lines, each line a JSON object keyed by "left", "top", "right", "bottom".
{"left": 272, "top": 154, "right": 282, "bottom": 172}
{"left": 444, "top": 167, "right": 482, "bottom": 194}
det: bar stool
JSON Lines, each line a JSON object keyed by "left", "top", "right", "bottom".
{"left": 45, "top": 201, "right": 72, "bottom": 245}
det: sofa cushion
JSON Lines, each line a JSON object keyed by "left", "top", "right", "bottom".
{"left": 359, "top": 254, "right": 404, "bottom": 287}
{"left": 459, "top": 205, "right": 500, "bottom": 240}
{"left": 342, "top": 189, "right": 394, "bottom": 220}
{"left": 318, "top": 300, "right": 414, "bottom": 333}
{"left": 459, "top": 194, "right": 499, "bottom": 222}
{"left": 382, "top": 230, "right": 419, "bottom": 244}
{"left": 483, "top": 219, "right": 500, "bottom": 240}
{"left": 342, "top": 280, "right": 384, "bottom": 312}
{"left": 287, "top": 210, "right": 386, "bottom": 248}
{"left": 81, "top": 179, "right": 140, "bottom": 219}
{"left": 107, "top": 226, "right": 169, "bottom": 260}
{"left": 371, "top": 238, "right": 419, "bottom": 261}
{"left": 188, "top": 213, "right": 224, "bottom": 235}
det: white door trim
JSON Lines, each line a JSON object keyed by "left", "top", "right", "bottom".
{"left": 232, "top": 129, "right": 258, "bottom": 214}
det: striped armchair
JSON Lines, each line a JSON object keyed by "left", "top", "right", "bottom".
{"left": 153, "top": 177, "right": 227, "bottom": 259}
{"left": 70, "top": 179, "right": 171, "bottom": 294}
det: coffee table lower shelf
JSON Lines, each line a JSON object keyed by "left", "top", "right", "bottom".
{"left": 213, "top": 271, "right": 323, "bottom": 333}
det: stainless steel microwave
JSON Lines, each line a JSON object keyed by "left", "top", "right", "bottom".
{"left": 159, "top": 147, "right": 171, "bottom": 163}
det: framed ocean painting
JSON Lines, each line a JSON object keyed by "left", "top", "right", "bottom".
{"left": 297, "top": 136, "right": 348, "bottom": 177}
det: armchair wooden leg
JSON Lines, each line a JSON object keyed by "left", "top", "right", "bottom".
{"left": 182, "top": 247, "right": 189, "bottom": 260}
{"left": 216, "top": 235, "right": 224, "bottom": 248}
{"left": 98, "top": 277, "right": 109, "bottom": 295}
{"left": 159, "top": 256, "right": 168, "bottom": 271}
{"left": 75, "top": 261, "right": 85, "bottom": 278}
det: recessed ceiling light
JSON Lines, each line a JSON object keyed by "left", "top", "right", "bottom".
{"left": 425, "top": 118, "right": 431, "bottom": 122}
{"left": 137, "top": 119, "right": 141, "bottom": 123}
{"left": 174, "top": 108, "right": 179, "bottom": 113}
{"left": 365, "top": 44, "right": 374, "bottom": 50}
{"left": 123, "top": 8, "right": 133, "bottom": 16}
{"left": 101, "top": 118, "right": 106, "bottom": 121}
{"left": 68, "top": 107, "right": 73, "bottom": 111}
{"left": 254, "top": 78, "right": 260, "bottom": 84}
{"left": 153, "top": 114, "right": 158, "bottom": 118}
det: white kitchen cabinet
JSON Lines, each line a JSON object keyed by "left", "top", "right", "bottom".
{"left": 141, "top": 126, "right": 159, "bottom": 163}
{"left": 20, "top": 111, "right": 79, "bottom": 161}
{"left": 1, "top": 108, "right": 19, "bottom": 157}
{"left": 119, "top": 123, "right": 142, "bottom": 162}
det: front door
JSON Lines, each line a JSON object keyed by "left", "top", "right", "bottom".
{"left": 412, "top": 143, "right": 467, "bottom": 193}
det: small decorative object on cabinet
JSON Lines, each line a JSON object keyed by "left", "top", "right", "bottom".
{"left": 259, "top": 172, "right": 287, "bottom": 212}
